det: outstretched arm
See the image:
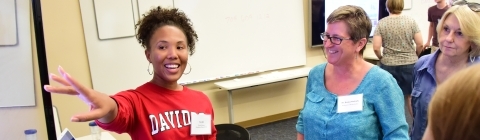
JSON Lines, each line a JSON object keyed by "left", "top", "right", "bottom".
{"left": 45, "top": 66, "right": 134, "bottom": 133}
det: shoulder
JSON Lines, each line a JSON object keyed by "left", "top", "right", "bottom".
{"left": 443, "top": 6, "right": 451, "bottom": 12}
{"left": 111, "top": 82, "right": 153, "bottom": 98}
{"left": 184, "top": 87, "right": 211, "bottom": 102}
{"left": 112, "top": 89, "right": 138, "bottom": 98}
{"left": 378, "top": 16, "right": 388, "bottom": 22}
{"left": 415, "top": 53, "right": 435, "bottom": 71}
{"left": 361, "top": 65, "right": 397, "bottom": 93}
{"left": 109, "top": 90, "right": 140, "bottom": 107}
{"left": 370, "top": 66, "right": 387, "bottom": 74}
{"left": 403, "top": 16, "right": 416, "bottom": 22}
{"left": 183, "top": 88, "right": 214, "bottom": 111}
{"left": 366, "top": 66, "right": 394, "bottom": 81}
{"left": 377, "top": 18, "right": 389, "bottom": 27}
{"left": 308, "top": 63, "right": 327, "bottom": 77}
{"left": 428, "top": 5, "right": 436, "bottom": 11}
{"left": 184, "top": 87, "right": 206, "bottom": 95}
{"left": 364, "top": 66, "right": 399, "bottom": 90}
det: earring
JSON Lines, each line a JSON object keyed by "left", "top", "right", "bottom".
{"left": 469, "top": 55, "right": 476, "bottom": 63}
{"left": 183, "top": 62, "right": 192, "bottom": 75}
{"left": 147, "top": 62, "right": 153, "bottom": 75}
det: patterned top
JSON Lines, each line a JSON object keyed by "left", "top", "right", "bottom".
{"left": 374, "top": 15, "right": 420, "bottom": 66}
{"left": 296, "top": 63, "right": 409, "bottom": 140}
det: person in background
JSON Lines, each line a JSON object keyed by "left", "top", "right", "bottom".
{"left": 425, "top": 0, "right": 450, "bottom": 53}
{"left": 410, "top": 1, "right": 480, "bottom": 140}
{"left": 422, "top": 63, "right": 480, "bottom": 140}
{"left": 373, "top": 0, "right": 423, "bottom": 118}
{"left": 295, "top": 5, "right": 409, "bottom": 140}
{"left": 43, "top": 6, "right": 217, "bottom": 140}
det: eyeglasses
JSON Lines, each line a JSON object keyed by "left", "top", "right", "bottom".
{"left": 320, "top": 33, "right": 352, "bottom": 45}
{"left": 453, "top": 0, "right": 480, "bottom": 12}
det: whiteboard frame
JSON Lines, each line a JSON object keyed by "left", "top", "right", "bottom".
{"left": 92, "top": 0, "right": 136, "bottom": 40}
{"left": 0, "top": 0, "right": 18, "bottom": 46}
{"left": 0, "top": 0, "right": 36, "bottom": 108}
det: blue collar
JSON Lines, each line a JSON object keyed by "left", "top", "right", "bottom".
{"left": 417, "top": 49, "right": 480, "bottom": 72}
{"left": 417, "top": 50, "right": 440, "bottom": 73}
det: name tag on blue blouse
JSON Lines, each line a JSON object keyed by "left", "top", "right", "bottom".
{"left": 337, "top": 94, "right": 363, "bottom": 113}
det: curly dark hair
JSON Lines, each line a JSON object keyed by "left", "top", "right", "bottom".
{"left": 135, "top": 6, "right": 198, "bottom": 55}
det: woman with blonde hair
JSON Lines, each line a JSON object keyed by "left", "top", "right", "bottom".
{"left": 410, "top": 1, "right": 480, "bottom": 140}
{"left": 422, "top": 63, "right": 480, "bottom": 140}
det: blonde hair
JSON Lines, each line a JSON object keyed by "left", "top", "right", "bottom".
{"left": 327, "top": 5, "right": 372, "bottom": 54}
{"left": 428, "top": 63, "right": 480, "bottom": 140}
{"left": 386, "top": 0, "right": 404, "bottom": 14}
{"left": 436, "top": 5, "right": 480, "bottom": 57}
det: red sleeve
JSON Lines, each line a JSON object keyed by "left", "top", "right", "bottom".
{"left": 95, "top": 90, "right": 137, "bottom": 134}
{"left": 207, "top": 108, "right": 217, "bottom": 140}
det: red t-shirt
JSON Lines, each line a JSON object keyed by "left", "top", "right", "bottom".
{"left": 95, "top": 82, "right": 217, "bottom": 140}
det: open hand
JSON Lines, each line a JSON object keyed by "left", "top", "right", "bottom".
{"left": 44, "top": 66, "right": 114, "bottom": 122}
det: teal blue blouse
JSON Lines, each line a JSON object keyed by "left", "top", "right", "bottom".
{"left": 296, "top": 63, "right": 409, "bottom": 140}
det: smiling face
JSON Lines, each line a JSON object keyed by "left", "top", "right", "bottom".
{"left": 324, "top": 21, "right": 363, "bottom": 65}
{"left": 145, "top": 25, "right": 189, "bottom": 84}
{"left": 438, "top": 14, "right": 471, "bottom": 57}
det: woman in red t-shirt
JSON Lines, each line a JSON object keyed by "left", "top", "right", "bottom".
{"left": 44, "top": 6, "right": 216, "bottom": 140}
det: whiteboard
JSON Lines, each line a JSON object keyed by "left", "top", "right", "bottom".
{"left": 137, "top": 0, "right": 174, "bottom": 17}
{"left": 404, "top": 0, "right": 412, "bottom": 10}
{"left": 93, "top": 0, "right": 136, "bottom": 40}
{"left": 79, "top": 0, "right": 306, "bottom": 94}
{"left": 0, "top": 0, "right": 18, "bottom": 46}
{"left": 0, "top": 0, "right": 35, "bottom": 107}
{"left": 174, "top": 0, "right": 306, "bottom": 83}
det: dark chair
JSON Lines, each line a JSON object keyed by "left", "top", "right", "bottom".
{"left": 215, "top": 124, "right": 251, "bottom": 140}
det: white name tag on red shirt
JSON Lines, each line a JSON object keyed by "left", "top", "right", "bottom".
{"left": 337, "top": 94, "right": 363, "bottom": 113}
{"left": 190, "top": 112, "right": 212, "bottom": 135}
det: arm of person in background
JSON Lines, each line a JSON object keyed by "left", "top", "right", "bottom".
{"left": 373, "top": 35, "right": 383, "bottom": 60}
{"left": 44, "top": 66, "right": 135, "bottom": 133}
{"left": 373, "top": 22, "right": 383, "bottom": 60}
{"left": 425, "top": 7, "right": 434, "bottom": 47}
{"left": 375, "top": 75, "right": 410, "bottom": 140}
{"left": 425, "top": 22, "right": 433, "bottom": 48}
{"left": 413, "top": 30, "right": 424, "bottom": 56}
